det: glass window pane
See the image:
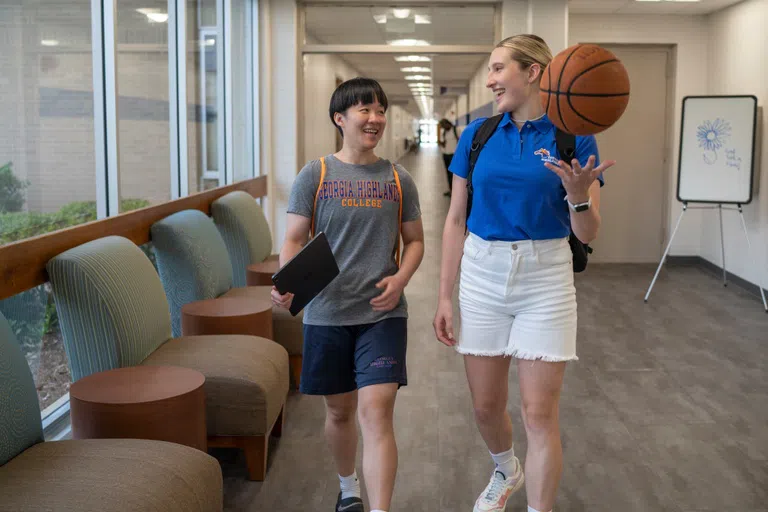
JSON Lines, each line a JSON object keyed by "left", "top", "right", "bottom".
{"left": 0, "top": 1, "right": 94, "bottom": 411}
{"left": 230, "top": 0, "right": 255, "bottom": 183}
{"left": 188, "top": 0, "right": 221, "bottom": 192}
{"left": 117, "top": 2, "right": 171, "bottom": 210}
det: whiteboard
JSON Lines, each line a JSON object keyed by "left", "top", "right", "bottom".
{"left": 677, "top": 95, "right": 757, "bottom": 204}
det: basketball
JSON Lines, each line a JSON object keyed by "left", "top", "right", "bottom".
{"left": 540, "top": 44, "right": 630, "bottom": 136}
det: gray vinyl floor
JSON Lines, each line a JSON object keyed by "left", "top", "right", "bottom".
{"left": 219, "top": 146, "right": 768, "bottom": 511}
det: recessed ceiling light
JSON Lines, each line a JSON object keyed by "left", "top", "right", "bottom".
{"left": 388, "top": 39, "right": 429, "bottom": 46}
{"left": 414, "top": 14, "right": 431, "bottom": 24}
{"left": 405, "top": 75, "right": 431, "bottom": 80}
{"left": 401, "top": 67, "right": 431, "bottom": 73}
{"left": 136, "top": 8, "right": 168, "bottom": 23}
{"left": 373, "top": 14, "right": 387, "bottom": 23}
{"left": 394, "top": 55, "right": 431, "bottom": 62}
{"left": 392, "top": 9, "right": 411, "bottom": 19}
{"left": 41, "top": 39, "right": 59, "bottom": 46}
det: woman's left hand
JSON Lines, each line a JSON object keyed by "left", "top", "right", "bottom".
{"left": 544, "top": 155, "right": 616, "bottom": 202}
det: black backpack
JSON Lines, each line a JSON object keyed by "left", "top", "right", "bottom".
{"left": 465, "top": 114, "right": 593, "bottom": 273}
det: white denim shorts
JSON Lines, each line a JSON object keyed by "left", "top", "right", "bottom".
{"left": 457, "top": 232, "right": 578, "bottom": 361}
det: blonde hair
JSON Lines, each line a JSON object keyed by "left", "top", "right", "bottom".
{"left": 495, "top": 34, "right": 553, "bottom": 79}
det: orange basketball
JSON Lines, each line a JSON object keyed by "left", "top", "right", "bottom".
{"left": 540, "top": 44, "right": 630, "bottom": 136}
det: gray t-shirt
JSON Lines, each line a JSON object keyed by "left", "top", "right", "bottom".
{"left": 286, "top": 154, "right": 421, "bottom": 326}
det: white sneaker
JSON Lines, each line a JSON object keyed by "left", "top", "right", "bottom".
{"left": 472, "top": 460, "right": 525, "bottom": 512}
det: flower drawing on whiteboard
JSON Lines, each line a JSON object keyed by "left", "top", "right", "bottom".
{"left": 697, "top": 118, "right": 731, "bottom": 165}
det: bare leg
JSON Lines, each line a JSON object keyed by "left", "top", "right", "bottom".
{"left": 324, "top": 391, "right": 359, "bottom": 478}
{"left": 464, "top": 354, "right": 514, "bottom": 453}
{"left": 517, "top": 359, "right": 567, "bottom": 512}
{"left": 357, "top": 383, "right": 399, "bottom": 510}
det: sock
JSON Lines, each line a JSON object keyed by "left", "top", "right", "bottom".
{"left": 490, "top": 446, "right": 518, "bottom": 479}
{"left": 527, "top": 507, "right": 552, "bottom": 512}
{"left": 339, "top": 470, "right": 360, "bottom": 500}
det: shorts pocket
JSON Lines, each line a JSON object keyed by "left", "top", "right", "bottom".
{"left": 462, "top": 235, "right": 487, "bottom": 262}
{"left": 536, "top": 240, "right": 572, "bottom": 267}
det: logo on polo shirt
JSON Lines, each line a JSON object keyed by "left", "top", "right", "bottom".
{"left": 534, "top": 147, "right": 560, "bottom": 165}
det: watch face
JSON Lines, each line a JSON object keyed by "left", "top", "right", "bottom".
{"left": 574, "top": 204, "right": 589, "bottom": 212}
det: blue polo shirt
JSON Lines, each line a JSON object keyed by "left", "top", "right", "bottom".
{"left": 450, "top": 113, "right": 603, "bottom": 242}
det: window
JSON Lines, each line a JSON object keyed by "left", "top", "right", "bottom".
{"left": 0, "top": 1, "right": 97, "bottom": 413}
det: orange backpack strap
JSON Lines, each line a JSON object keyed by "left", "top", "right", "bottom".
{"left": 311, "top": 157, "right": 327, "bottom": 238}
{"left": 392, "top": 164, "right": 403, "bottom": 268}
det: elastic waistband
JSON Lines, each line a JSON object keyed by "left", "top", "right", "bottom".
{"left": 467, "top": 232, "right": 568, "bottom": 255}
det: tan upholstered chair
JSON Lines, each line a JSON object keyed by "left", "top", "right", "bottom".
{"left": 46, "top": 236, "right": 289, "bottom": 480}
{"left": 0, "top": 310, "right": 224, "bottom": 511}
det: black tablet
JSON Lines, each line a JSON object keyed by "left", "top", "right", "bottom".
{"left": 271, "top": 232, "right": 340, "bottom": 316}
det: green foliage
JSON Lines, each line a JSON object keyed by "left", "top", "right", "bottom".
{"left": 0, "top": 162, "right": 29, "bottom": 213}
{"left": 0, "top": 198, "right": 150, "bottom": 245}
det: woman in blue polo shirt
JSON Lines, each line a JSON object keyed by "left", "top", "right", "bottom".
{"left": 433, "top": 34, "right": 615, "bottom": 512}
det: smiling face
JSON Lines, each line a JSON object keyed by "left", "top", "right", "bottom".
{"left": 334, "top": 100, "right": 387, "bottom": 151}
{"left": 485, "top": 46, "right": 542, "bottom": 114}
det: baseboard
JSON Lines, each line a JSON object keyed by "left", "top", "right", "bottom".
{"left": 667, "top": 255, "right": 766, "bottom": 299}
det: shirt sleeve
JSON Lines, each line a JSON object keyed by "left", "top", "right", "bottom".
{"left": 575, "top": 134, "right": 605, "bottom": 187}
{"left": 447, "top": 118, "right": 485, "bottom": 179}
{"left": 286, "top": 159, "right": 321, "bottom": 218}
{"left": 395, "top": 165, "right": 422, "bottom": 222}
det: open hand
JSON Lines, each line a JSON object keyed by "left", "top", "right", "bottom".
{"left": 370, "top": 275, "right": 406, "bottom": 312}
{"left": 544, "top": 155, "right": 616, "bottom": 202}
{"left": 271, "top": 286, "right": 294, "bottom": 310}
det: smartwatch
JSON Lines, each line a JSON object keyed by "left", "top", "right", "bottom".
{"left": 567, "top": 196, "right": 592, "bottom": 213}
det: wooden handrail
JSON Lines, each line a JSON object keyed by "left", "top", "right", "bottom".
{"left": 0, "top": 175, "right": 267, "bottom": 301}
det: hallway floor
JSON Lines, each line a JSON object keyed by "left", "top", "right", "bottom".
{"left": 220, "top": 146, "right": 768, "bottom": 511}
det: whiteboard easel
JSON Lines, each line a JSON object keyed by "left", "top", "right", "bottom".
{"left": 645, "top": 95, "right": 766, "bottom": 311}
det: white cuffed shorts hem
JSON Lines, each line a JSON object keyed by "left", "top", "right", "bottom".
{"left": 457, "top": 233, "right": 578, "bottom": 361}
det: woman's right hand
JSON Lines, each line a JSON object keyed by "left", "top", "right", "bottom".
{"left": 271, "top": 286, "right": 294, "bottom": 310}
{"left": 433, "top": 298, "right": 456, "bottom": 346}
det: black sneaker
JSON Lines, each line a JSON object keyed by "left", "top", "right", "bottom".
{"left": 335, "top": 492, "right": 364, "bottom": 512}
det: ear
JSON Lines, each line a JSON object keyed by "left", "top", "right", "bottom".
{"left": 334, "top": 112, "right": 344, "bottom": 129}
{"left": 528, "top": 63, "right": 542, "bottom": 84}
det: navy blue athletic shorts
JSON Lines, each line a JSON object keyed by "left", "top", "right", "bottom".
{"left": 299, "top": 317, "right": 408, "bottom": 396}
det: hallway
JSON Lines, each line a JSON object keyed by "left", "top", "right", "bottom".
{"left": 221, "top": 146, "right": 768, "bottom": 511}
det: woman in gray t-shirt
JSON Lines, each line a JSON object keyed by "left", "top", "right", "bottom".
{"left": 272, "top": 77, "right": 424, "bottom": 512}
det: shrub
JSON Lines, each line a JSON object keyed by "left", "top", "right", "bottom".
{"left": 0, "top": 162, "right": 29, "bottom": 213}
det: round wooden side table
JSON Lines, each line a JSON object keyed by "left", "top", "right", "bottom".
{"left": 69, "top": 365, "right": 207, "bottom": 451}
{"left": 246, "top": 259, "right": 280, "bottom": 287}
{"left": 181, "top": 296, "right": 273, "bottom": 339}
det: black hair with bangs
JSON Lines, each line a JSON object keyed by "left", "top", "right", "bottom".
{"left": 329, "top": 77, "right": 389, "bottom": 135}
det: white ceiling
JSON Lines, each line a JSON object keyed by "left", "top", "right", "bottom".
{"left": 303, "top": 0, "right": 746, "bottom": 119}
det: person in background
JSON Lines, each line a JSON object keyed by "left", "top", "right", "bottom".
{"left": 272, "top": 77, "right": 424, "bottom": 512}
{"left": 439, "top": 118, "right": 461, "bottom": 196}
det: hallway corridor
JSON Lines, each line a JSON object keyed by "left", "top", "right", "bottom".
{"left": 221, "top": 146, "right": 768, "bottom": 512}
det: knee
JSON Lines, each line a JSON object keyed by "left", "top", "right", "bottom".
{"left": 358, "top": 399, "right": 394, "bottom": 434}
{"left": 473, "top": 398, "right": 506, "bottom": 426}
{"left": 326, "top": 403, "right": 356, "bottom": 426}
{"left": 521, "top": 401, "right": 558, "bottom": 436}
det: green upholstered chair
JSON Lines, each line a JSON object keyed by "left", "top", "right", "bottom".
{"left": 46, "top": 236, "right": 288, "bottom": 481}
{"left": 0, "top": 311, "right": 224, "bottom": 511}
{"left": 151, "top": 208, "right": 304, "bottom": 386}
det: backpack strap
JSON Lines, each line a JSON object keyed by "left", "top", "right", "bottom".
{"left": 310, "top": 157, "right": 328, "bottom": 238}
{"left": 466, "top": 114, "right": 504, "bottom": 227}
{"left": 554, "top": 128, "right": 576, "bottom": 163}
{"left": 392, "top": 164, "right": 403, "bottom": 268}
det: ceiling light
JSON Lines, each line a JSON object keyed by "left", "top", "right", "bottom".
{"left": 401, "top": 67, "right": 431, "bottom": 73}
{"left": 136, "top": 8, "right": 168, "bottom": 23}
{"left": 41, "top": 39, "right": 59, "bottom": 46}
{"left": 405, "top": 75, "right": 430, "bottom": 80}
{"left": 394, "top": 55, "right": 431, "bottom": 62}
{"left": 373, "top": 14, "right": 387, "bottom": 23}
{"left": 414, "top": 14, "right": 431, "bottom": 24}
{"left": 388, "top": 39, "right": 429, "bottom": 46}
{"left": 392, "top": 9, "right": 411, "bottom": 19}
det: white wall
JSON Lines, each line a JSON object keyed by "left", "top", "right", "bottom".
{"left": 703, "top": 0, "right": 768, "bottom": 289}
{"left": 569, "top": 14, "right": 710, "bottom": 256}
